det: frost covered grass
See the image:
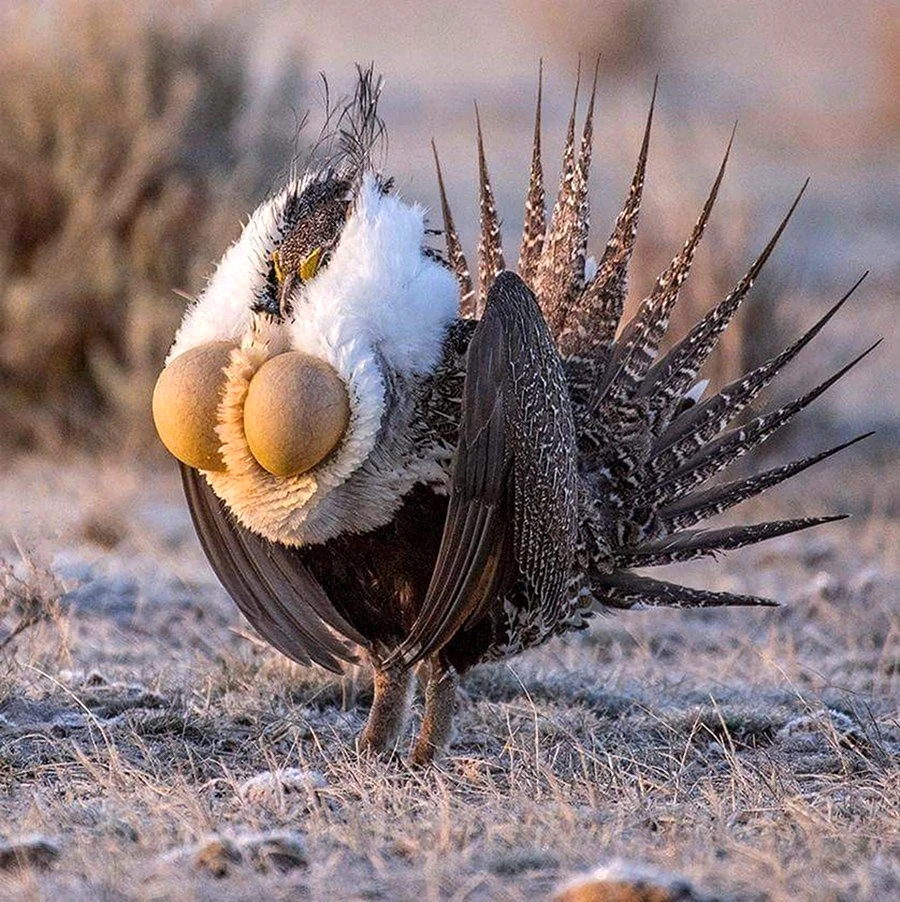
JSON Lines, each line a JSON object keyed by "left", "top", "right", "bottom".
{"left": 0, "top": 454, "right": 896, "bottom": 900}
{"left": 0, "top": 3, "right": 896, "bottom": 899}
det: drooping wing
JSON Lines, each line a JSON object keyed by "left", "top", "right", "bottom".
{"left": 181, "top": 464, "right": 365, "bottom": 672}
{"left": 388, "top": 271, "right": 579, "bottom": 668}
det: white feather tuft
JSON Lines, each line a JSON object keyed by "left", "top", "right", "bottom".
{"left": 170, "top": 172, "right": 459, "bottom": 545}
{"left": 167, "top": 176, "right": 311, "bottom": 363}
{"left": 685, "top": 379, "right": 709, "bottom": 404}
{"left": 288, "top": 174, "right": 458, "bottom": 480}
{"left": 292, "top": 175, "right": 458, "bottom": 375}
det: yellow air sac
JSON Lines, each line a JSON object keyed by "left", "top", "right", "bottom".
{"left": 152, "top": 341, "right": 234, "bottom": 471}
{"left": 243, "top": 351, "right": 350, "bottom": 478}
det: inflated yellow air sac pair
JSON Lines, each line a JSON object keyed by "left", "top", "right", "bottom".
{"left": 152, "top": 342, "right": 349, "bottom": 477}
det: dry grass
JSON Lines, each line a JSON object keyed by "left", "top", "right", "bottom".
{"left": 0, "top": 455, "right": 896, "bottom": 901}
{"left": 0, "top": 3, "right": 895, "bottom": 899}
{"left": 0, "top": 548, "right": 63, "bottom": 659}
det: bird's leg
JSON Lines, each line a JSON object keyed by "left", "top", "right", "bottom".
{"left": 358, "top": 665, "right": 412, "bottom": 755}
{"left": 410, "top": 660, "right": 459, "bottom": 766}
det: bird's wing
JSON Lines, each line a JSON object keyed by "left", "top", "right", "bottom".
{"left": 181, "top": 463, "right": 364, "bottom": 672}
{"left": 388, "top": 271, "right": 579, "bottom": 668}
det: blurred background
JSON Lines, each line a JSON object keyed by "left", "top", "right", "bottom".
{"left": 0, "top": 0, "right": 896, "bottom": 457}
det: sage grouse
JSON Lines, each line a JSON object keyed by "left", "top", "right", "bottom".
{"left": 153, "top": 68, "right": 873, "bottom": 764}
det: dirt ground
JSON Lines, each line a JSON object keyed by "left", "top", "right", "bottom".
{"left": 0, "top": 441, "right": 896, "bottom": 901}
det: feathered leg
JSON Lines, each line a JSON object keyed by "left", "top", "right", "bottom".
{"left": 410, "top": 659, "right": 459, "bottom": 766}
{"left": 359, "top": 666, "right": 412, "bottom": 754}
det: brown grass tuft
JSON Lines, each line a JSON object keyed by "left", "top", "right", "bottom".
{"left": 0, "top": 2, "right": 301, "bottom": 453}
{"left": 0, "top": 547, "right": 63, "bottom": 659}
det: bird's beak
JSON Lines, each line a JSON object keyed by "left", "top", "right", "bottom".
{"left": 278, "top": 271, "right": 298, "bottom": 318}
{"left": 274, "top": 247, "right": 322, "bottom": 318}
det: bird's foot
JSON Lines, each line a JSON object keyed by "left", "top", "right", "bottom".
{"left": 357, "top": 666, "right": 412, "bottom": 756}
{"left": 408, "top": 664, "right": 458, "bottom": 767}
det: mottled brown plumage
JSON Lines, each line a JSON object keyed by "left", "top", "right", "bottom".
{"left": 172, "top": 68, "right": 871, "bottom": 764}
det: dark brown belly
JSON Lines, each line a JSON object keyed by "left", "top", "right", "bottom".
{"left": 298, "top": 484, "right": 448, "bottom": 649}
{"left": 183, "top": 462, "right": 499, "bottom": 672}
{"left": 298, "top": 484, "right": 501, "bottom": 672}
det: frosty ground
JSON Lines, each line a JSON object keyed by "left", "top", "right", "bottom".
{"left": 0, "top": 441, "right": 896, "bottom": 902}
{"left": 0, "top": 2, "right": 897, "bottom": 899}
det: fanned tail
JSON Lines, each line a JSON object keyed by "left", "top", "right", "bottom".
{"left": 558, "top": 76, "right": 657, "bottom": 362}
{"left": 595, "top": 126, "right": 735, "bottom": 408}
{"left": 441, "top": 68, "right": 872, "bottom": 616}
{"left": 616, "top": 515, "right": 847, "bottom": 568}
{"left": 657, "top": 432, "right": 872, "bottom": 532}
{"left": 475, "top": 105, "right": 505, "bottom": 315}
{"left": 534, "top": 59, "right": 599, "bottom": 333}
{"left": 637, "top": 180, "right": 809, "bottom": 435}
{"left": 593, "top": 570, "right": 775, "bottom": 611}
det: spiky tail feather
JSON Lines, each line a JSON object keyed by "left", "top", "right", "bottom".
{"left": 434, "top": 69, "right": 872, "bottom": 612}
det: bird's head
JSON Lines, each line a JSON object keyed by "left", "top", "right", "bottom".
{"left": 256, "top": 175, "right": 352, "bottom": 320}
{"left": 153, "top": 164, "right": 459, "bottom": 545}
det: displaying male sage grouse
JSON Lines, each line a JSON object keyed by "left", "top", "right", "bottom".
{"left": 152, "top": 68, "right": 874, "bottom": 764}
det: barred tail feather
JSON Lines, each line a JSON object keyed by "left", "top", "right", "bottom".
{"left": 653, "top": 275, "right": 870, "bottom": 465}
{"left": 432, "top": 140, "right": 475, "bottom": 316}
{"left": 616, "top": 515, "right": 847, "bottom": 568}
{"left": 475, "top": 104, "right": 505, "bottom": 314}
{"left": 643, "top": 342, "right": 880, "bottom": 506}
{"left": 518, "top": 60, "right": 546, "bottom": 286}
{"left": 596, "top": 127, "right": 735, "bottom": 407}
{"left": 534, "top": 60, "right": 599, "bottom": 334}
{"left": 594, "top": 570, "right": 777, "bottom": 610}
{"left": 638, "top": 180, "right": 810, "bottom": 432}
{"left": 658, "top": 432, "right": 872, "bottom": 531}
{"left": 558, "top": 76, "right": 657, "bottom": 360}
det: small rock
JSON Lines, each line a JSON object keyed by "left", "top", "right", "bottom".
{"left": 0, "top": 835, "right": 61, "bottom": 870}
{"left": 189, "top": 831, "right": 307, "bottom": 877}
{"left": 777, "top": 708, "right": 863, "bottom": 743}
{"left": 58, "top": 669, "right": 109, "bottom": 687}
{"left": 555, "top": 859, "right": 707, "bottom": 902}
{"left": 238, "top": 768, "right": 327, "bottom": 807}
{"left": 193, "top": 837, "right": 242, "bottom": 878}
{"left": 239, "top": 831, "right": 308, "bottom": 873}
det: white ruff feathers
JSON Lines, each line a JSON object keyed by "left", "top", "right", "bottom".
{"left": 168, "top": 178, "right": 304, "bottom": 363}
{"left": 288, "top": 175, "right": 459, "bottom": 472}
{"left": 169, "top": 174, "right": 459, "bottom": 546}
